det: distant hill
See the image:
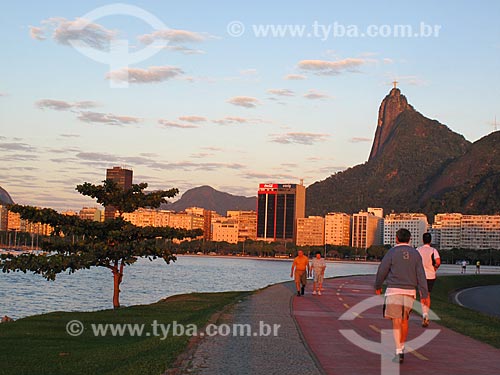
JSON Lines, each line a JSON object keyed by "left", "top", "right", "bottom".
{"left": 422, "top": 131, "right": 500, "bottom": 214}
{"left": 306, "top": 87, "right": 500, "bottom": 218}
{"left": 163, "top": 185, "right": 256, "bottom": 215}
{"left": 0, "top": 186, "right": 14, "bottom": 205}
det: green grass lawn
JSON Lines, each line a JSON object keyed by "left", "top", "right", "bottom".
{"left": 0, "top": 291, "right": 250, "bottom": 375}
{"left": 428, "top": 274, "right": 500, "bottom": 348}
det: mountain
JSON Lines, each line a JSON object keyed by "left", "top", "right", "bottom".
{"left": 0, "top": 186, "right": 14, "bottom": 205}
{"left": 163, "top": 185, "right": 256, "bottom": 215}
{"left": 422, "top": 130, "right": 500, "bottom": 214}
{"left": 306, "top": 87, "right": 488, "bottom": 217}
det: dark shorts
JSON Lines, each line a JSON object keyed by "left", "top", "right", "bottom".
{"left": 427, "top": 278, "right": 436, "bottom": 293}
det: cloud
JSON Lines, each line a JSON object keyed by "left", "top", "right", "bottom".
{"left": 178, "top": 115, "right": 207, "bottom": 123}
{"left": 106, "top": 66, "right": 184, "bottom": 84}
{"left": 267, "top": 89, "right": 295, "bottom": 97}
{"left": 77, "top": 111, "right": 140, "bottom": 126}
{"left": 390, "top": 75, "right": 429, "bottom": 86}
{"left": 47, "top": 146, "right": 81, "bottom": 154}
{"left": 212, "top": 116, "right": 263, "bottom": 125}
{"left": 383, "top": 58, "right": 394, "bottom": 64}
{"left": 298, "top": 58, "right": 366, "bottom": 75}
{"left": 349, "top": 137, "right": 372, "bottom": 143}
{"left": 243, "top": 171, "right": 298, "bottom": 181}
{"left": 36, "top": 99, "right": 98, "bottom": 111}
{"left": 201, "top": 146, "right": 223, "bottom": 152}
{"left": 270, "top": 132, "right": 330, "bottom": 145}
{"left": 241, "top": 69, "right": 258, "bottom": 76}
{"left": 138, "top": 29, "right": 214, "bottom": 46}
{"left": 149, "top": 161, "right": 246, "bottom": 171}
{"left": 284, "top": 74, "right": 306, "bottom": 80}
{"left": 158, "top": 119, "right": 198, "bottom": 129}
{"left": 31, "top": 17, "right": 117, "bottom": 50}
{"left": 190, "top": 152, "right": 214, "bottom": 159}
{"left": 226, "top": 96, "right": 260, "bottom": 108}
{"left": 162, "top": 45, "right": 205, "bottom": 54}
{"left": 0, "top": 141, "right": 36, "bottom": 152}
{"left": 59, "top": 134, "right": 81, "bottom": 138}
{"left": 303, "top": 89, "right": 330, "bottom": 100}
{"left": 29, "top": 26, "right": 46, "bottom": 40}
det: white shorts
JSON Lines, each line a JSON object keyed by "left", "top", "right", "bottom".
{"left": 383, "top": 294, "right": 415, "bottom": 319}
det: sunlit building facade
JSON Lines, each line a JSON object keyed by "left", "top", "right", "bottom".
{"left": 351, "top": 211, "right": 383, "bottom": 249}
{"left": 383, "top": 213, "right": 429, "bottom": 247}
{"left": 227, "top": 210, "right": 257, "bottom": 242}
{"left": 296, "top": 216, "right": 325, "bottom": 246}
{"left": 325, "top": 212, "right": 351, "bottom": 246}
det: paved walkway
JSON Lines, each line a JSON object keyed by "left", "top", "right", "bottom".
{"left": 454, "top": 285, "right": 500, "bottom": 317}
{"left": 173, "top": 276, "right": 500, "bottom": 374}
{"left": 175, "top": 282, "right": 322, "bottom": 375}
{"left": 294, "top": 275, "right": 500, "bottom": 375}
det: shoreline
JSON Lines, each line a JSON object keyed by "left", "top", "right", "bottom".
{"left": 175, "top": 253, "right": 381, "bottom": 265}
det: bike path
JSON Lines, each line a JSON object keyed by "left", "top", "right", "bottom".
{"left": 293, "top": 275, "right": 500, "bottom": 375}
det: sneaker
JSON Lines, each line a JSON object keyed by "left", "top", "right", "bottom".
{"left": 301, "top": 286, "right": 305, "bottom": 295}
{"left": 422, "top": 315, "right": 430, "bottom": 328}
{"left": 312, "top": 290, "right": 317, "bottom": 295}
{"left": 297, "top": 291, "right": 301, "bottom": 297}
{"left": 392, "top": 353, "right": 404, "bottom": 364}
{"left": 318, "top": 291, "right": 322, "bottom": 296}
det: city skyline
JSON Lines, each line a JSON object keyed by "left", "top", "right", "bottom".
{"left": 1, "top": 1, "right": 499, "bottom": 211}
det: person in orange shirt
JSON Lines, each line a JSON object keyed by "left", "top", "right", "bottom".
{"left": 290, "top": 250, "right": 310, "bottom": 296}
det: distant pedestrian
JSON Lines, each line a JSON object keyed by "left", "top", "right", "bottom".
{"left": 375, "top": 228, "right": 429, "bottom": 364}
{"left": 310, "top": 251, "right": 326, "bottom": 296}
{"left": 461, "top": 260, "right": 467, "bottom": 274}
{"left": 291, "top": 250, "right": 310, "bottom": 297}
{"left": 417, "top": 233, "right": 441, "bottom": 327}
{"left": 476, "top": 260, "right": 481, "bottom": 275}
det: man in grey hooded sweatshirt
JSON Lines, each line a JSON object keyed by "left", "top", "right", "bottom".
{"left": 375, "top": 228, "right": 429, "bottom": 364}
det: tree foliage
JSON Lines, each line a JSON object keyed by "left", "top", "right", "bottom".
{"left": 0, "top": 180, "right": 201, "bottom": 308}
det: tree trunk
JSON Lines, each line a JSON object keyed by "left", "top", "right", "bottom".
{"left": 111, "top": 260, "right": 124, "bottom": 309}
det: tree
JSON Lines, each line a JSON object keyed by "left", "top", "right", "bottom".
{"left": 0, "top": 180, "right": 202, "bottom": 309}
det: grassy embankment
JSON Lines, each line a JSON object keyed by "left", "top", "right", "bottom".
{"left": 0, "top": 291, "right": 251, "bottom": 375}
{"left": 428, "top": 274, "right": 500, "bottom": 348}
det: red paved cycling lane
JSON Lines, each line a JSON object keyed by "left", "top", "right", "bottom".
{"left": 292, "top": 275, "right": 500, "bottom": 375}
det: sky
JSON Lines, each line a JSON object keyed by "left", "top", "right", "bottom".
{"left": 1, "top": 0, "right": 499, "bottom": 211}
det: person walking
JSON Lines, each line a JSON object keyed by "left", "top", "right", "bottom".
{"left": 291, "top": 250, "right": 310, "bottom": 297}
{"left": 461, "top": 260, "right": 467, "bottom": 274}
{"left": 310, "top": 251, "right": 326, "bottom": 296}
{"left": 417, "top": 232, "right": 441, "bottom": 327}
{"left": 476, "top": 260, "right": 481, "bottom": 275}
{"left": 375, "top": 228, "right": 429, "bottom": 364}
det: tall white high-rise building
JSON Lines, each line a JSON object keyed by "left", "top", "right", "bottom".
{"left": 383, "top": 213, "right": 429, "bottom": 247}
